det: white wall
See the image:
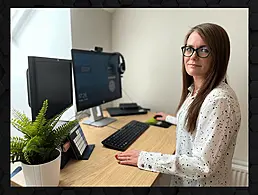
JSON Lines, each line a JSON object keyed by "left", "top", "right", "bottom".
{"left": 111, "top": 8, "right": 248, "bottom": 162}
{"left": 70, "top": 8, "right": 113, "bottom": 109}
{"left": 11, "top": 8, "right": 73, "bottom": 137}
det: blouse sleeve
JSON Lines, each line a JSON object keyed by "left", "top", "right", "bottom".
{"left": 165, "top": 115, "right": 177, "bottom": 125}
{"left": 137, "top": 96, "right": 241, "bottom": 179}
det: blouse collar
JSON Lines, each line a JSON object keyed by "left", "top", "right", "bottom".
{"left": 187, "top": 78, "right": 227, "bottom": 96}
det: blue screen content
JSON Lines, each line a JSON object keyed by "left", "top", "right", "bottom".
{"left": 72, "top": 50, "right": 122, "bottom": 112}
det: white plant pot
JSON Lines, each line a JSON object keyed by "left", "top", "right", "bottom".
{"left": 21, "top": 149, "right": 61, "bottom": 187}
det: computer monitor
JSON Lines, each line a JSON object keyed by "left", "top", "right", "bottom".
{"left": 27, "top": 56, "right": 73, "bottom": 120}
{"left": 71, "top": 48, "right": 123, "bottom": 127}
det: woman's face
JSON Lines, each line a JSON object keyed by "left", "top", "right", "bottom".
{"left": 183, "top": 31, "right": 212, "bottom": 80}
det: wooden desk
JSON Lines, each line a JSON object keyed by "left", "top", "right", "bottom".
{"left": 11, "top": 111, "right": 176, "bottom": 187}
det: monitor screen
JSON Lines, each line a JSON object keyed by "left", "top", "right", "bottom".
{"left": 27, "top": 56, "right": 73, "bottom": 120}
{"left": 71, "top": 49, "right": 122, "bottom": 112}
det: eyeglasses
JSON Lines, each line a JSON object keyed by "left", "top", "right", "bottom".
{"left": 181, "top": 45, "right": 211, "bottom": 58}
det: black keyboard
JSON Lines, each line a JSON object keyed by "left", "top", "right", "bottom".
{"left": 101, "top": 120, "right": 150, "bottom": 151}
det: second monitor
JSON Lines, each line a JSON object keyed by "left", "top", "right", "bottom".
{"left": 71, "top": 48, "right": 124, "bottom": 127}
{"left": 27, "top": 56, "right": 73, "bottom": 121}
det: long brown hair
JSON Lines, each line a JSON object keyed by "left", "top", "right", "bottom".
{"left": 176, "top": 23, "right": 230, "bottom": 133}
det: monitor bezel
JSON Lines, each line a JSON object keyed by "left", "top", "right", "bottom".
{"left": 71, "top": 48, "right": 122, "bottom": 113}
{"left": 27, "top": 56, "right": 73, "bottom": 120}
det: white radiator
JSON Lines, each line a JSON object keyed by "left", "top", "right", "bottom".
{"left": 231, "top": 159, "right": 248, "bottom": 186}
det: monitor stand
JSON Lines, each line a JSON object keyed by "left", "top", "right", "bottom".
{"left": 82, "top": 106, "right": 117, "bottom": 127}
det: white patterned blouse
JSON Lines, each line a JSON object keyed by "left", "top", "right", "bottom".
{"left": 137, "top": 80, "right": 241, "bottom": 186}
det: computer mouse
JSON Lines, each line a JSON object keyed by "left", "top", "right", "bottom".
{"left": 145, "top": 116, "right": 172, "bottom": 128}
{"left": 154, "top": 115, "right": 162, "bottom": 120}
{"left": 157, "top": 121, "right": 172, "bottom": 128}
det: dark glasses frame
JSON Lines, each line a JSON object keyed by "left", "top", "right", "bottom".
{"left": 181, "top": 45, "right": 211, "bottom": 58}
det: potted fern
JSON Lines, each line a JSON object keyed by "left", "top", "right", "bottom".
{"left": 10, "top": 99, "right": 77, "bottom": 186}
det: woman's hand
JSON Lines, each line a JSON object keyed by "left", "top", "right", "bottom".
{"left": 115, "top": 150, "right": 141, "bottom": 166}
{"left": 155, "top": 112, "right": 168, "bottom": 121}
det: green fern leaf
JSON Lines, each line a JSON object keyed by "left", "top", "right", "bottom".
{"left": 46, "top": 105, "right": 71, "bottom": 130}
{"left": 22, "top": 136, "right": 46, "bottom": 155}
{"left": 10, "top": 137, "right": 27, "bottom": 163}
{"left": 24, "top": 151, "right": 31, "bottom": 164}
{"left": 51, "top": 120, "right": 77, "bottom": 149}
{"left": 11, "top": 99, "right": 76, "bottom": 165}
{"left": 33, "top": 100, "right": 48, "bottom": 135}
{"left": 12, "top": 109, "right": 31, "bottom": 125}
{"left": 11, "top": 118, "right": 33, "bottom": 138}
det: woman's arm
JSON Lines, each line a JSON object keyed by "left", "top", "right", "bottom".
{"left": 165, "top": 115, "right": 177, "bottom": 125}
{"left": 117, "top": 96, "right": 241, "bottom": 180}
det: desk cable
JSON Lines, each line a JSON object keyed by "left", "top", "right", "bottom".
{"left": 122, "top": 88, "right": 134, "bottom": 103}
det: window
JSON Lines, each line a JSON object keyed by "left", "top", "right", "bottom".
{"left": 11, "top": 8, "right": 35, "bottom": 42}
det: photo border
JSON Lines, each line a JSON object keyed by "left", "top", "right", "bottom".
{"left": 1, "top": 1, "right": 256, "bottom": 195}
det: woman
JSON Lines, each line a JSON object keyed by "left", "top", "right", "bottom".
{"left": 115, "top": 23, "right": 241, "bottom": 186}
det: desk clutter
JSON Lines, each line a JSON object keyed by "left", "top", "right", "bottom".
{"left": 11, "top": 111, "right": 177, "bottom": 187}
{"left": 60, "top": 123, "right": 95, "bottom": 169}
{"left": 106, "top": 103, "right": 150, "bottom": 117}
{"left": 61, "top": 112, "right": 172, "bottom": 169}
